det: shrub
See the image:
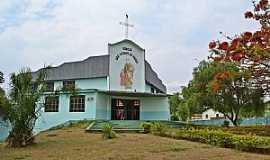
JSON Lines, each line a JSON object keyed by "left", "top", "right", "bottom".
{"left": 102, "top": 123, "right": 116, "bottom": 139}
{"left": 150, "top": 121, "right": 167, "bottom": 136}
{"left": 232, "top": 134, "right": 270, "bottom": 152}
{"left": 225, "top": 126, "right": 270, "bottom": 137}
{"left": 176, "top": 129, "right": 234, "bottom": 147}
{"left": 140, "top": 122, "right": 152, "bottom": 134}
{"left": 185, "top": 124, "right": 270, "bottom": 137}
{"left": 160, "top": 128, "right": 270, "bottom": 153}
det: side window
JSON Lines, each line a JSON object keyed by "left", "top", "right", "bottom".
{"left": 45, "top": 82, "right": 54, "bottom": 92}
{"left": 70, "top": 95, "right": 85, "bottom": 112}
{"left": 63, "top": 80, "right": 75, "bottom": 90}
{"left": 45, "top": 96, "right": 59, "bottom": 112}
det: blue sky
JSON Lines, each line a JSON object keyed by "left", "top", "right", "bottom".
{"left": 0, "top": 0, "right": 259, "bottom": 92}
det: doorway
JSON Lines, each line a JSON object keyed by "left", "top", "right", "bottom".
{"left": 111, "top": 99, "right": 140, "bottom": 120}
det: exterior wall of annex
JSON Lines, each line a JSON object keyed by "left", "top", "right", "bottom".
{"left": 35, "top": 77, "right": 170, "bottom": 133}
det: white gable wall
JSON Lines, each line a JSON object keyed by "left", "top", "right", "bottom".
{"left": 109, "top": 40, "right": 145, "bottom": 92}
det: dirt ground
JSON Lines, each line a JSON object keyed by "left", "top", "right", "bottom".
{"left": 1, "top": 127, "right": 270, "bottom": 160}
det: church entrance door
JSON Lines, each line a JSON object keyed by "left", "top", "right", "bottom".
{"left": 111, "top": 99, "right": 140, "bottom": 120}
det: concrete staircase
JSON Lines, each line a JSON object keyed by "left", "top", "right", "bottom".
{"left": 86, "top": 120, "right": 185, "bottom": 132}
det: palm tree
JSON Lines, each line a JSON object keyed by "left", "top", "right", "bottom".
{"left": 5, "top": 68, "right": 46, "bottom": 147}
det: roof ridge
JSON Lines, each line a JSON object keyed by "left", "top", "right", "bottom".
{"left": 61, "top": 54, "right": 109, "bottom": 66}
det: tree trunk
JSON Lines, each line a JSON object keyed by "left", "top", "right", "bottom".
{"left": 6, "top": 128, "right": 35, "bottom": 147}
{"left": 224, "top": 114, "right": 238, "bottom": 127}
{"left": 231, "top": 119, "right": 238, "bottom": 126}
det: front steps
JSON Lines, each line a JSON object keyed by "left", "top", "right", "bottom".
{"left": 85, "top": 120, "right": 185, "bottom": 132}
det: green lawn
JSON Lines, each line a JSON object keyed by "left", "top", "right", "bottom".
{"left": 1, "top": 127, "right": 270, "bottom": 160}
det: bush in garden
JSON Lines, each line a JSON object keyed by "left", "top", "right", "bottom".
{"left": 167, "top": 128, "right": 270, "bottom": 153}
{"left": 226, "top": 126, "right": 270, "bottom": 137}
{"left": 102, "top": 123, "right": 116, "bottom": 139}
{"left": 140, "top": 122, "right": 152, "bottom": 134}
{"left": 150, "top": 121, "right": 167, "bottom": 136}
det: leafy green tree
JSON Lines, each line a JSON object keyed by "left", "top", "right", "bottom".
{"left": 0, "top": 71, "right": 8, "bottom": 115}
{"left": 3, "top": 68, "right": 46, "bottom": 147}
{"left": 180, "top": 61, "right": 215, "bottom": 116}
{"left": 169, "top": 93, "right": 181, "bottom": 120}
{"left": 187, "top": 61, "right": 264, "bottom": 126}
{"left": 210, "top": 63, "right": 264, "bottom": 126}
{"left": 169, "top": 93, "right": 190, "bottom": 121}
{"left": 177, "top": 102, "right": 189, "bottom": 121}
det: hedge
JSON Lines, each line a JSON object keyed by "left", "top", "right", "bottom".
{"left": 226, "top": 126, "right": 270, "bottom": 137}
{"left": 163, "top": 128, "right": 270, "bottom": 154}
{"left": 184, "top": 124, "right": 270, "bottom": 137}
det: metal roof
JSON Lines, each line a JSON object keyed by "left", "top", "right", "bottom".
{"left": 32, "top": 55, "right": 167, "bottom": 93}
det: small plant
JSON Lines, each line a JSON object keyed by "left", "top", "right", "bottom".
{"left": 140, "top": 122, "right": 152, "bottom": 133}
{"left": 102, "top": 123, "right": 116, "bottom": 139}
{"left": 150, "top": 121, "right": 167, "bottom": 136}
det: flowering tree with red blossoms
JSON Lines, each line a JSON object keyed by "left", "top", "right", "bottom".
{"left": 209, "top": 0, "right": 270, "bottom": 95}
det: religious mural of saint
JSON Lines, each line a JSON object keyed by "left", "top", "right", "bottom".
{"left": 120, "top": 63, "right": 135, "bottom": 89}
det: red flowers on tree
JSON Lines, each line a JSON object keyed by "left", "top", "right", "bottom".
{"left": 243, "top": 32, "right": 253, "bottom": 41}
{"left": 209, "top": 41, "right": 216, "bottom": 49}
{"left": 245, "top": 11, "right": 253, "bottom": 18}
{"left": 260, "top": 0, "right": 268, "bottom": 9}
{"left": 231, "top": 52, "right": 244, "bottom": 61}
{"left": 230, "top": 38, "right": 240, "bottom": 50}
{"left": 208, "top": 0, "right": 270, "bottom": 95}
{"left": 218, "top": 42, "right": 229, "bottom": 50}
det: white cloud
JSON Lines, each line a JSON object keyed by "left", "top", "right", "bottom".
{"left": 0, "top": 0, "right": 260, "bottom": 93}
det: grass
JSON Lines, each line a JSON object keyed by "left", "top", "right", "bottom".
{"left": 1, "top": 126, "right": 270, "bottom": 160}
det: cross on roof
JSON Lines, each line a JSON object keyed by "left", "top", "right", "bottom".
{"left": 120, "top": 14, "right": 134, "bottom": 39}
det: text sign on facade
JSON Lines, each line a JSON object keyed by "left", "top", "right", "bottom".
{"left": 115, "top": 47, "right": 138, "bottom": 64}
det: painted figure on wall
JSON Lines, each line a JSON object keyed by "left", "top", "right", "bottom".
{"left": 120, "top": 63, "right": 135, "bottom": 89}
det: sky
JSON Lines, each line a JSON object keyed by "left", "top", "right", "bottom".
{"left": 0, "top": 0, "right": 260, "bottom": 93}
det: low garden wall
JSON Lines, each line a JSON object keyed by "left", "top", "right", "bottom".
{"left": 191, "top": 116, "right": 270, "bottom": 126}
{"left": 0, "top": 117, "right": 11, "bottom": 142}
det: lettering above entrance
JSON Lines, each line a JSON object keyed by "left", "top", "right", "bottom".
{"left": 115, "top": 47, "right": 138, "bottom": 64}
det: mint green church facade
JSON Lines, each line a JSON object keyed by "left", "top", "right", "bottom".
{"left": 33, "top": 39, "right": 170, "bottom": 132}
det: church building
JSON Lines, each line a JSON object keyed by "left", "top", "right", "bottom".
{"left": 33, "top": 39, "right": 170, "bottom": 131}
